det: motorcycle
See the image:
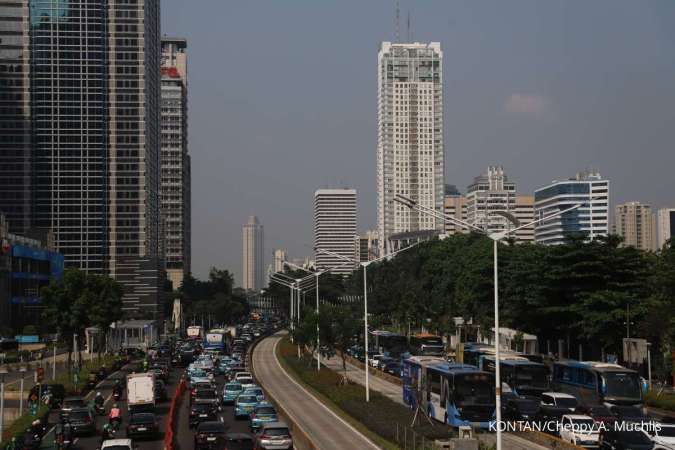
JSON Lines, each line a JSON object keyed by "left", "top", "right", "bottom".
{"left": 55, "top": 434, "right": 72, "bottom": 450}
{"left": 94, "top": 403, "right": 105, "bottom": 416}
{"left": 109, "top": 417, "right": 122, "bottom": 431}
{"left": 20, "top": 431, "right": 41, "bottom": 450}
{"left": 112, "top": 390, "right": 122, "bottom": 402}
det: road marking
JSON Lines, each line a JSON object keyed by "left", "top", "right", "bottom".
{"left": 267, "top": 337, "right": 380, "bottom": 450}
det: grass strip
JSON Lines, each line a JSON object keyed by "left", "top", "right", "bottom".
{"left": 276, "top": 337, "right": 457, "bottom": 450}
{"left": 645, "top": 390, "right": 675, "bottom": 412}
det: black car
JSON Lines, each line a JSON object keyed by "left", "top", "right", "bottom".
{"left": 68, "top": 407, "right": 96, "bottom": 436}
{"left": 190, "top": 401, "right": 219, "bottom": 428}
{"left": 535, "top": 405, "right": 570, "bottom": 435}
{"left": 191, "top": 388, "right": 220, "bottom": 409}
{"left": 155, "top": 380, "right": 168, "bottom": 402}
{"left": 29, "top": 384, "right": 65, "bottom": 409}
{"left": 224, "top": 432, "right": 254, "bottom": 450}
{"left": 599, "top": 429, "right": 654, "bottom": 450}
{"left": 59, "top": 397, "right": 87, "bottom": 420}
{"left": 126, "top": 412, "right": 159, "bottom": 439}
{"left": 383, "top": 362, "right": 402, "bottom": 377}
{"left": 503, "top": 396, "right": 540, "bottom": 422}
{"left": 194, "top": 421, "right": 227, "bottom": 450}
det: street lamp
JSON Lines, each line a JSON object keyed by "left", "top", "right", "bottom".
{"left": 394, "top": 193, "right": 584, "bottom": 450}
{"left": 316, "top": 239, "right": 425, "bottom": 402}
{"left": 270, "top": 272, "right": 315, "bottom": 341}
{"left": 0, "top": 365, "right": 8, "bottom": 444}
{"left": 18, "top": 365, "right": 27, "bottom": 416}
{"left": 283, "top": 260, "right": 354, "bottom": 372}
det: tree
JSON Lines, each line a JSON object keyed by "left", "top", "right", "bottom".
{"left": 321, "top": 305, "right": 361, "bottom": 383}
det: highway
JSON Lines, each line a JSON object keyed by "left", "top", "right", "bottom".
{"left": 252, "top": 333, "right": 381, "bottom": 450}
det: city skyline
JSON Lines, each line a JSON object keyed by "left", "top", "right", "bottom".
{"left": 163, "top": 2, "right": 673, "bottom": 280}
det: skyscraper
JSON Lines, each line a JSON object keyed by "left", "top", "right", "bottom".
{"left": 314, "top": 189, "right": 357, "bottom": 275}
{"left": 534, "top": 172, "right": 609, "bottom": 245}
{"left": 242, "top": 216, "right": 264, "bottom": 291}
{"left": 0, "top": 1, "right": 31, "bottom": 235}
{"left": 0, "top": 0, "right": 163, "bottom": 317}
{"left": 377, "top": 42, "right": 444, "bottom": 254}
{"left": 273, "top": 249, "right": 287, "bottom": 273}
{"left": 161, "top": 37, "right": 191, "bottom": 290}
{"left": 614, "top": 202, "right": 656, "bottom": 251}
{"left": 657, "top": 208, "right": 675, "bottom": 250}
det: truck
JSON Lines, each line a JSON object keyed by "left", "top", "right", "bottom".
{"left": 186, "top": 325, "right": 204, "bottom": 340}
{"left": 126, "top": 373, "right": 155, "bottom": 412}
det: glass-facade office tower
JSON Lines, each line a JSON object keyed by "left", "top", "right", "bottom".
{"left": 0, "top": 0, "right": 162, "bottom": 317}
{"left": 160, "top": 37, "right": 190, "bottom": 290}
{"left": 534, "top": 171, "right": 609, "bottom": 245}
{"left": 377, "top": 42, "right": 444, "bottom": 254}
{"left": 0, "top": 1, "right": 31, "bottom": 234}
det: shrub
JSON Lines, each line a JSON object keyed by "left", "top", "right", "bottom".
{"left": 645, "top": 390, "right": 675, "bottom": 412}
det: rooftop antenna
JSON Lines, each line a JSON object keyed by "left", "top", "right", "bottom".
{"left": 395, "top": 0, "right": 400, "bottom": 42}
{"left": 407, "top": 11, "right": 411, "bottom": 42}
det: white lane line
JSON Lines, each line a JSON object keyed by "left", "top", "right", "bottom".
{"left": 269, "top": 337, "right": 380, "bottom": 450}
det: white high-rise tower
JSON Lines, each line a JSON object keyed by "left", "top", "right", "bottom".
{"left": 377, "top": 42, "right": 444, "bottom": 254}
{"left": 314, "top": 189, "right": 357, "bottom": 275}
{"left": 242, "top": 216, "right": 264, "bottom": 291}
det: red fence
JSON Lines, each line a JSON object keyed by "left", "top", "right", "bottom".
{"left": 164, "top": 378, "right": 186, "bottom": 450}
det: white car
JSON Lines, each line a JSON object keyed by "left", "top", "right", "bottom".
{"left": 369, "top": 354, "right": 385, "bottom": 368}
{"left": 101, "top": 439, "right": 135, "bottom": 450}
{"left": 540, "top": 392, "right": 579, "bottom": 412}
{"left": 645, "top": 423, "right": 675, "bottom": 450}
{"left": 234, "top": 372, "right": 253, "bottom": 381}
{"left": 559, "top": 415, "right": 600, "bottom": 448}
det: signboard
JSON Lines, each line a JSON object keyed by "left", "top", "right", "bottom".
{"left": 623, "top": 338, "right": 648, "bottom": 365}
{"left": 14, "top": 335, "right": 39, "bottom": 344}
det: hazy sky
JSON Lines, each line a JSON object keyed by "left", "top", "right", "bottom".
{"left": 161, "top": 0, "right": 675, "bottom": 284}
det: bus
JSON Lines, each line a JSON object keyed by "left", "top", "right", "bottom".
{"left": 402, "top": 356, "right": 495, "bottom": 429}
{"left": 204, "top": 329, "right": 229, "bottom": 354}
{"left": 409, "top": 334, "right": 445, "bottom": 357}
{"left": 462, "top": 343, "right": 495, "bottom": 367}
{"left": 370, "top": 330, "right": 408, "bottom": 356}
{"left": 478, "top": 355, "right": 549, "bottom": 397}
{"left": 552, "top": 360, "right": 644, "bottom": 406}
{"left": 186, "top": 325, "right": 204, "bottom": 340}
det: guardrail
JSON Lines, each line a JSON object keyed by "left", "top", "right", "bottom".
{"left": 164, "top": 378, "right": 186, "bottom": 450}
{"left": 248, "top": 332, "right": 317, "bottom": 450}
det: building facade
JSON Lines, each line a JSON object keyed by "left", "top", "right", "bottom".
{"left": 614, "top": 202, "right": 656, "bottom": 251}
{"left": 0, "top": 214, "right": 63, "bottom": 333}
{"left": 0, "top": 0, "right": 163, "bottom": 318}
{"left": 0, "top": 0, "right": 31, "bottom": 235}
{"left": 160, "top": 37, "right": 191, "bottom": 290}
{"left": 242, "top": 216, "right": 264, "bottom": 291}
{"left": 356, "top": 230, "right": 379, "bottom": 263}
{"left": 377, "top": 42, "right": 444, "bottom": 255}
{"left": 534, "top": 172, "right": 609, "bottom": 245}
{"left": 443, "top": 192, "right": 468, "bottom": 235}
{"left": 314, "top": 189, "right": 357, "bottom": 275}
{"left": 657, "top": 208, "right": 675, "bottom": 250}
{"left": 273, "top": 249, "right": 287, "bottom": 273}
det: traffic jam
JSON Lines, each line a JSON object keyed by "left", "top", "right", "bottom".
{"left": 14, "top": 315, "right": 288, "bottom": 450}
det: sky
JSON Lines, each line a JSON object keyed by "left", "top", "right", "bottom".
{"left": 161, "top": 0, "right": 675, "bottom": 284}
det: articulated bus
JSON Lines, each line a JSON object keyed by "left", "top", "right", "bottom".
{"left": 479, "top": 355, "right": 549, "bottom": 397}
{"left": 402, "top": 356, "right": 495, "bottom": 428}
{"left": 409, "top": 334, "right": 445, "bottom": 357}
{"left": 552, "top": 360, "right": 644, "bottom": 406}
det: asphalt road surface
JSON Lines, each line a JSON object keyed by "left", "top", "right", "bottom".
{"left": 252, "top": 332, "right": 380, "bottom": 450}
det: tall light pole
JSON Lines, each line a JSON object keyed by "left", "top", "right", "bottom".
{"left": 394, "top": 193, "right": 584, "bottom": 450}
{"left": 0, "top": 365, "right": 7, "bottom": 444}
{"left": 317, "top": 240, "right": 424, "bottom": 402}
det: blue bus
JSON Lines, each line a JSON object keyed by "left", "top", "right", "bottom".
{"left": 479, "top": 355, "right": 549, "bottom": 397}
{"left": 402, "top": 357, "right": 495, "bottom": 429}
{"left": 370, "top": 330, "right": 408, "bottom": 356}
{"left": 552, "top": 360, "right": 644, "bottom": 406}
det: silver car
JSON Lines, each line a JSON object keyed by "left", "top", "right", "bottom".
{"left": 255, "top": 422, "right": 293, "bottom": 450}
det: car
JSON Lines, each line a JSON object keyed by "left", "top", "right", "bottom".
{"left": 576, "top": 406, "right": 617, "bottom": 426}
{"left": 100, "top": 438, "right": 135, "bottom": 450}
{"left": 600, "top": 429, "right": 655, "bottom": 450}
{"left": 249, "top": 404, "right": 278, "bottom": 432}
{"left": 536, "top": 404, "right": 572, "bottom": 435}
{"left": 376, "top": 356, "right": 395, "bottom": 370}
{"left": 222, "top": 382, "right": 244, "bottom": 404}
{"left": 540, "top": 392, "right": 579, "bottom": 412}
{"left": 60, "top": 396, "right": 86, "bottom": 413}
{"left": 644, "top": 423, "right": 675, "bottom": 450}
{"left": 238, "top": 376, "right": 256, "bottom": 390}
{"left": 243, "top": 387, "right": 265, "bottom": 403}
{"left": 224, "top": 432, "right": 254, "bottom": 450}
{"left": 369, "top": 354, "right": 385, "bottom": 368}
{"left": 190, "top": 401, "right": 219, "bottom": 428}
{"left": 126, "top": 412, "right": 159, "bottom": 439}
{"left": 254, "top": 422, "right": 293, "bottom": 450}
{"left": 383, "top": 362, "right": 402, "bottom": 377}
{"left": 194, "top": 421, "right": 227, "bottom": 450}
{"left": 503, "top": 395, "right": 540, "bottom": 422}
{"left": 192, "top": 388, "right": 220, "bottom": 410}
{"left": 609, "top": 405, "right": 649, "bottom": 423}
{"left": 234, "top": 372, "right": 253, "bottom": 382}
{"left": 559, "top": 414, "right": 601, "bottom": 448}
{"left": 234, "top": 394, "right": 259, "bottom": 419}
{"left": 68, "top": 407, "right": 96, "bottom": 436}
{"left": 228, "top": 366, "right": 248, "bottom": 381}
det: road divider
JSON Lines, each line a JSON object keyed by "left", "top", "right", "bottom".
{"left": 164, "top": 378, "right": 186, "bottom": 450}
